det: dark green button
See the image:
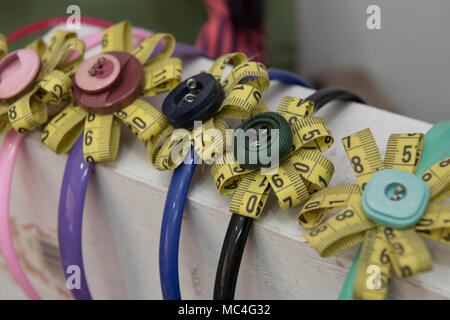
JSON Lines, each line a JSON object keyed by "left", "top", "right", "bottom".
{"left": 233, "top": 112, "right": 292, "bottom": 170}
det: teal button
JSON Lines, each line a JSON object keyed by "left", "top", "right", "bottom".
{"left": 362, "top": 169, "right": 429, "bottom": 229}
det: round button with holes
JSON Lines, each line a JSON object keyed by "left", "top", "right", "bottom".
{"left": 162, "top": 73, "right": 225, "bottom": 128}
{"left": 73, "top": 51, "right": 144, "bottom": 114}
{"left": 362, "top": 168, "right": 430, "bottom": 229}
{"left": 0, "top": 49, "right": 41, "bottom": 100}
{"left": 233, "top": 112, "right": 293, "bottom": 170}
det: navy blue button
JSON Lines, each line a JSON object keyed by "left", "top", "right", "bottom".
{"left": 162, "top": 73, "right": 225, "bottom": 128}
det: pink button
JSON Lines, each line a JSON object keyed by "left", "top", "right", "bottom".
{"left": 74, "top": 53, "right": 121, "bottom": 93}
{"left": 0, "top": 49, "right": 40, "bottom": 100}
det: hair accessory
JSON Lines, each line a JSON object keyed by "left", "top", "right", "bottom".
{"left": 150, "top": 52, "right": 269, "bottom": 170}
{"left": 157, "top": 52, "right": 270, "bottom": 300}
{"left": 299, "top": 125, "right": 450, "bottom": 300}
{"left": 52, "top": 21, "right": 185, "bottom": 300}
{"left": 41, "top": 21, "right": 181, "bottom": 161}
{"left": 0, "top": 16, "right": 198, "bottom": 301}
{"left": 212, "top": 88, "right": 364, "bottom": 300}
{"left": 0, "top": 28, "right": 86, "bottom": 300}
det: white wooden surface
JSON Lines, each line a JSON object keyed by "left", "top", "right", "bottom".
{"left": 0, "top": 25, "right": 447, "bottom": 300}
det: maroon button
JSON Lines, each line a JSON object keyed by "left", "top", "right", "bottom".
{"left": 73, "top": 51, "right": 144, "bottom": 114}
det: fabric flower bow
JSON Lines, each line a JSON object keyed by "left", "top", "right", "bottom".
{"left": 300, "top": 128, "right": 450, "bottom": 299}
{"left": 0, "top": 30, "right": 85, "bottom": 135}
{"left": 211, "top": 96, "right": 335, "bottom": 218}
{"left": 41, "top": 21, "right": 182, "bottom": 163}
{"left": 147, "top": 52, "right": 270, "bottom": 171}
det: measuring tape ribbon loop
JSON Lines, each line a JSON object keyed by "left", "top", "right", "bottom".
{"left": 302, "top": 128, "right": 449, "bottom": 299}
{"left": 382, "top": 227, "right": 432, "bottom": 278}
{"left": 215, "top": 84, "right": 262, "bottom": 120}
{"left": 101, "top": 20, "right": 132, "bottom": 52}
{"left": 211, "top": 153, "right": 251, "bottom": 195}
{"left": 416, "top": 205, "right": 450, "bottom": 244}
{"left": 132, "top": 33, "right": 175, "bottom": 65}
{"left": 222, "top": 61, "right": 269, "bottom": 96}
{"left": 7, "top": 31, "right": 85, "bottom": 133}
{"left": 342, "top": 128, "right": 384, "bottom": 191}
{"left": 209, "top": 52, "right": 248, "bottom": 80}
{"left": 0, "top": 102, "right": 11, "bottom": 134}
{"left": 8, "top": 88, "right": 47, "bottom": 134}
{"left": 82, "top": 113, "right": 121, "bottom": 163}
{"left": 304, "top": 201, "right": 376, "bottom": 257}
{"left": 142, "top": 57, "right": 182, "bottom": 96}
{"left": 263, "top": 149, "right": 334, "bottom": 211}
{"left": 277, "top": 96, "right": 315, "bottom": 122}
{"left": 229, "top": 171, "right": 270, "bottom": 218}
{"left": 298, "top": 184, "right": 362, "bottom": 228}
{"left": 353, "top": 227, "right": 392, "bottom": 300}
{"left": 41, "top": 102, "right": 87, "bottom": 154}
{"left": 115, "top": 98, "right": 169, "bottom": 141}
{"left": 277, "top": 97, "right": 333, "bottom": 153}
{"left": 419, "top": 157, "right": 450, "bottom": 202}
{"left": 384, "top": 133, "right": 424, "bottom": 173}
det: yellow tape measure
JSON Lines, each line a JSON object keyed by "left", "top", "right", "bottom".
{"left": 342, "top": 128, "right": 384, "bottom": 191}
{"left": 6, "top": 30, "right": 85, "bottom": 133}
{"left": 211, "top": 95, "right": 335, "bottom": 219}
{"left": 298, "top": 184, "right": 362, "bottom": 228}
{"left": 149, "top": 52, "right": 270, "bottom": 171}
{"left": 41, "top": 21, "right": 182, "bottom": 163}
{"left": 353, "top": 227, "right": 391, "bottom": 300}
{"left": 301, "top": 128, "right": 450, "bottom": 300}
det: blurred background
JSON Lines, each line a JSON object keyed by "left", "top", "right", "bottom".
{"left": 0, "top": 0, "right": 448, "bottom": 123}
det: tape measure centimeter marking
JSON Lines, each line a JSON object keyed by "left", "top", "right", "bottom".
{"left": 353, "top": 227, "right": 391, "bottom": 300}
{"left": 419, "top": 157, "right": 450, "bottom": 207}
{"left": 115, "top": 99, "right": 169, "bottom": 141}
{"left": 143, "top": 57, "right": 182, "bottom": 93}
{"left": 209, "top": 52, "right": 248, "bottom": 80}
{"left": 304, "top": 201, "right": 376, "bottom": 257}
{"left": 220, "top": 84, "right": 261, "bottom": 113}
{"left": 342, "top": 128, "right": 384, "bottom": 191}
{"left": 229, "top": 171, "right": 270, "bottom": 218}
{"left": 41, "top": 103, "right": 87, "bottom": 154}
{"left": 83, "top": 113, "right": 121, "bottom": 162}
{"left": 222, "top": 61, "right": 269, "bottom": 95}
{"left": 278, "top": 96, "right": 314, "bottom": 122}
{"left": 384, "top": 133, "right": 423, "bottom": 173}
{"left": 298, "top": 184, "right": 362, "bottom": 227}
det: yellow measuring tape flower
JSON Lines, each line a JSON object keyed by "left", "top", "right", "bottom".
{"left": 211, "top": 96, "right": 335, "bottom": 218}
{"left": 41, "top": 21, "right": 182, "bottom": 163}
{"left": 300, "top": 128, "right": 450, "bottom": 299}
{"left": 0, "top": 30, "right": 85, "bottom": 135}
{"left": 147, "top": 52, "right": 270, "bottom": 170}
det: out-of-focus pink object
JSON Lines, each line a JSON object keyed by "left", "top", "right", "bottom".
{"left": 75, "top": 53, "right": 121, "bottom": 93}
{"left": 0, "top": 49, "right": 40, "bottom": 100}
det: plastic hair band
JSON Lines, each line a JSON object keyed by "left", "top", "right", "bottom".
{"left": 213, "top": 88, "right": 364, "bottom": 300}
{"left": 159, "top": 76, "right": 313, "bottom": 300}
{"left": 0, "top": 17, "right": 166, "bottom": 300}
